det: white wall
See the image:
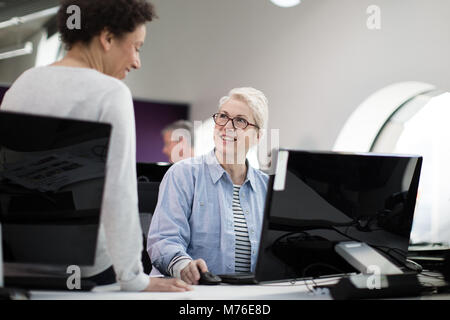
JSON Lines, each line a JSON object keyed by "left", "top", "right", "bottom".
{"left": 2, "top": 0, "right": 450, "bottom": 151}
{"left": 124, "top": 0, "right": 450, "bottom": 150}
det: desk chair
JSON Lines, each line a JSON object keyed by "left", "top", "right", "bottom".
{"left": 137, "top": 181, "right": 161, "bottom": 274}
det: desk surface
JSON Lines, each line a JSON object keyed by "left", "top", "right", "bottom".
{"left": 31, "top": 278, "right": 339, "bottom": 300}
{"left": 29, "top": 275, "right": 450, "bottom": 300}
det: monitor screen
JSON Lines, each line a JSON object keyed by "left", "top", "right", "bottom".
{"left": 136, "top": 162, "right": 171, "bottom": 214}
{"left": 0, "top": 111, "right": 111, "bottom": 268}
{"left": 137, "top": 162, "right": 172, "bottom": 182}
{"left": 255, "top": 150, "right": 422, "bottom": 282}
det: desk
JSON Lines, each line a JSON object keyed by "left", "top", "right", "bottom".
{"left": 29, "top": 276, "right": 450, "bottom": 300}
{"left": 31, "top": 277, "right": 339, "bottom": 300}
{"left": 29, "top": 273, "right": 450, "bottom": 300}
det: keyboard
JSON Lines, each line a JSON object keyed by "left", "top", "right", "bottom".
{"left": 408, "top": 243, "right": 450, "bottom": 272}
{"left": 217, "top": 273, "right": 258, "bottom": 285}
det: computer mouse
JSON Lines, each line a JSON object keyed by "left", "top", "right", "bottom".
{"left": 199, "top": 271, "right": 222, "bottom": 285}
{"left": 404, "top": 259, "right": 423, "bottom": 273}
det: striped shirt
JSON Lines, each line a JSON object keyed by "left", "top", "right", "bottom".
{"left": 233, "top": 185, "right": 251, "bottom": 273}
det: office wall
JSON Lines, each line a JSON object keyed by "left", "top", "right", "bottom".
{"left": 134, "top": 99, "right": 188, "bottom": 162}
{"left": 124, "top": 0, "right": 450, "bottom": 150}
{"left": 2, "top": 0, "right": 449, "bottom": 151}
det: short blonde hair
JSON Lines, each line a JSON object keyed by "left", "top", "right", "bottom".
{"left": 219, "top": 87, "right": 269, "bottom": 130}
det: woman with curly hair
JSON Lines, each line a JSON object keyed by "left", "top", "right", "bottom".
{"left": 0, "top": 0, "right": 191, "bottom": 292}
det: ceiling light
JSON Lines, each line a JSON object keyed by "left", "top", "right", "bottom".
{"left": 270, "top": 0, "right": 301, "bottom": 8}
{"left": 0, "top": 42, "right": 33, "bottom": 60}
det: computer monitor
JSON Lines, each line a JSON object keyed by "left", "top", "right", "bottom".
{"left": 0, "top": 111, "right": 111, "bottom": 281}
{"left": 254, "top": 150, "right": 422, "bottom": 282}
{"left": 136, "top": 162, "right": 171, "bottom": 214}
{"left": 137, "top": 162, "right": 171, "bottom": 182}
{"left": 135, "top": 162, "right": 172, "bottom": 274}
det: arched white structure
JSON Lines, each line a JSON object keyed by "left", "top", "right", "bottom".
{"left": 334, "top": 82, "right": 450, "bottom": 244}
{"left": 334, "top": 82, "right": 436, "bottom": 152}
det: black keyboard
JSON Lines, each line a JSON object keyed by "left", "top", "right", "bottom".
{"left": 217, "top": 273, "right": 257, "bottom": 285}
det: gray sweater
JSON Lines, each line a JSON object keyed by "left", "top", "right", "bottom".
{"left": 1, "top": 66, "right": 149, "bottom": 291}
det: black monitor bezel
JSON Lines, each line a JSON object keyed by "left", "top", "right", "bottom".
{"left": 254, "top": 149, "right": 422, "bottom": 283}
{"left": 0, "top": 110, "right": 112, "bottom": 267}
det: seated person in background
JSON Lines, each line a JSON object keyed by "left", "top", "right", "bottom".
{"left": 161, "top": 120, "right": 195, "bottom": 163}
{"left": 147, "top": 87, "right": 269, "bottom": 284}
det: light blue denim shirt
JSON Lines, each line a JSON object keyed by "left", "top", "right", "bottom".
{"left": 147, "top": 149, "right": 269, "bottom": 276}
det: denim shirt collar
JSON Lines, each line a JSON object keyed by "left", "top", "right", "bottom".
{"left": 206, "top": 149, "right": 257, "bottom": 190}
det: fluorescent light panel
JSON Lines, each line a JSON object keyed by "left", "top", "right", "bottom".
{"left": 270, "top": 0, "right": 301, "bottom": 8}
{"left": 0, "top": 41, "right": 33, "bottom": 60}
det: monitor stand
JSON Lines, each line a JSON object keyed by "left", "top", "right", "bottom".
{"left": 335, "top": 241, "right": 404, "bottom": 275}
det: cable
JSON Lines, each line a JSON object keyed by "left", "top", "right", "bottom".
{"left": 303, "top": 262, "right": 347, "bottom": 277}
{"left": 331, "top": 226, "right": 409, "bottom": 267}
{"left": 271, "top": 231, "right": 309, "bottom": 246}
{"left": 301, "top": 263, "right": 347, "bottom": 293}
{"left": 420, "top": 272, "right": 445, "bottom": 280}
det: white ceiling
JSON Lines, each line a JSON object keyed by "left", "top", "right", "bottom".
{"left": 0, "top": 0, "right": 58, "bottom": 22}
{"left": 0, "top": 0, "right": 58, "bottom": 48}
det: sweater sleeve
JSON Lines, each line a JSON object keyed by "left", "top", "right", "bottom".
{"left": 98, "top": 84, "right": 149, "bottom": 291}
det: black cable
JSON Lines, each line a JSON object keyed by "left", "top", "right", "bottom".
{"left": 372, "top": 245, "right": 408, "bottom": 266}
{"left": 331, "top": 226, "right": 409, "bottom": 267}
{"left": 420, "top": 272, "right": 445, "bottom": 280}
{"left": 331, "top": 226, "right": 361, "bottom": 242}
{"left": 303, "top": 262, "right": 347, "bottom": 277}
{"left": 301, "top": 263, "right": 347, "bottom": 293}
{"left": 271, "top": 231, "right": 309, "bottom": 246}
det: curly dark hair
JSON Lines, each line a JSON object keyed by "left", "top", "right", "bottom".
{"left": 57, "top": 0, "right": 157, "bottom": 49}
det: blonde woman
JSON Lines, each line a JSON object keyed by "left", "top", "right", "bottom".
{"left": 148, "top": 87, "right": 269, "bottom": 285}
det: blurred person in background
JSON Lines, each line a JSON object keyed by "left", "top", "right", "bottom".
{"left": 161, "top": 120, "right": 195, "bottom": 163}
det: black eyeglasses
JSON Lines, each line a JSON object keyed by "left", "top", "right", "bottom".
{"left": 212, "top": 113, "right": 259, "bottom": 130}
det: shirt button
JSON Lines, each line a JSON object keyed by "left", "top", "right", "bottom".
{"left": 200, "top": 201, "right": 204, "bottom": 206}
{"left": 246, "top": 210, "right": 249, "bottom": 214}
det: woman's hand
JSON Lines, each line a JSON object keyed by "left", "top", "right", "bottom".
{"left": 180, "top": 259, "right": 208, "bottom": 285}
{"left": 143, "top": 277, "right": 192, "bottom": 292}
